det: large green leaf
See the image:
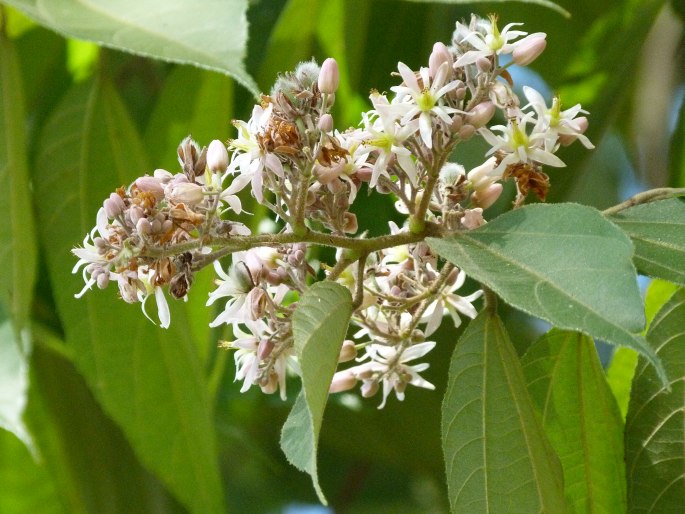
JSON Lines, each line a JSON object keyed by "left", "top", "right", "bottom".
{"left": 34, "top": 77, "right": 225, "bottom": 513}
{"left": 625, "top": 288, "right": 685, "bottom": 512}
{"left": 609, "top": 199, "right": 685, "bottom": 286}
{"left": 0, "top": 22, "right": 37, "bottom": 332}
{"left": 26, "top": 343, "right": 182, "bottom": 514}
{"left": 522, "top": 330, "right": 626, "bottom": 513}
{"left": 0, "top": 321, "right": 32, "bottom": 451}
{"left": 427, "top": 203, "right": 666, "bottom": 385}
{"left": 280, "top": 281, "right": 352, "bottom": 504}
{"left": 0, "top": 0, "right": 258, "bottom": 95}
{"left": 442, "top": 310, "right": 565, "bottom": 513}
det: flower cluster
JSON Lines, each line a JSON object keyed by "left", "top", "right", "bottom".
{"left": 73, "top": 14, "right": 591, "bottom": 408}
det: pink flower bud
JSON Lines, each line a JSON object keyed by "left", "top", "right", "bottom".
{"left": 207, "top": 139, "right": 229, "bottom": 172}
{"left": 329, "top": 371, "right": 357, "bottom": 393}
{"left": 247, "top": 287, "right": 268, "bottom": 320}
{"left": 476, "top": 57, "right": 492, "bottom": 73}
{"left": 466, "top": 101, "right": 495, "bottom": 129}
{"left": 472, "top": 183, "right": 503, "bottom": 209}
{"left": 318, "top": 58, "right": 340, "bottom": 94}
{"left": 103, "top": 192, "right": 125, "bottom": 218}
{"left": 135, "top": 176, "right": 164, "bottom": 198}
{"left": 450, "top": 114, "right": 463, "bottom": 133}
{"left": 461, "top": 208, "right": 485, "bottom": 230}
{"left": 361, "top": 380, "right": 379, "bottom": 398}
{"left": 458, "top": 124, "right": 475, "bottom": 140}
{"left": 512, "top": 33, "right": 547, "bottom": 66}
{"left": 136, "top": 217, "right": 152, "bottom": 235}
{"left": 429, "top": 42, "right": 453, "bottom": 78}
{"left": 318, "top": 113, "right": 334, "bottom": 132}
{"left": 467, "top": 157, "right": 498, "bottom": 189}
{"left": 257, "top": 338, "right": 274, "bottom": 360}
{"left": 167, "top": 182, "right": 204, "bottom": 206}
{"left": 558, "top": 116, "right": 589, "bottom": 146}
{"left": 338, "top": 340, "right": 357, "bottom": 363}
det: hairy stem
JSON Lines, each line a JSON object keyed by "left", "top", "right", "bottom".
{"left": 602, "top": 187, "right": 685, "bottom": 215}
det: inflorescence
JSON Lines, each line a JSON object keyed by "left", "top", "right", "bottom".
{"left": 73, "top": 14, "right": 592, "bottom": 408}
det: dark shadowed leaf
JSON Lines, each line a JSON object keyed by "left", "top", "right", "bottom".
{"left": 442, "top": 310, "right": 565, "bottom": 513}
{"left": 34, "top": 76, "right": 225, "bottom": 513}
{"left": 522, "top": 330, "right": 626, "bottom": 512}
{"left": 428, "top": 203, "right": 667, "bottom": 385}
{"left": 280, "top": 281, "right": 352, "bottom": 504}
{"left": 625, "top": 288, "right": 685, "bottom": 513}
{"left": 0, "top": 24, "right": 37, "bottom": 332}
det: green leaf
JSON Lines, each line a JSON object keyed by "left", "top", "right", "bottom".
{"left": 34, "top": 77, "right": 225, "bottom": 513}
{"left": 609, "top": 198, "right": 685, "bottom": 286}
{"left": 0, "top": 321, "right": 32, "bottom": 452}
{"left": 442, "top": 310, "right": 565, "bottom": 513}
{"left": 522, "top": 330, "right": 626, "bottom": 513}
{"left": 280, "top": 281, "right": 352, "bottom": 505}
{"left": 625, "top": 288, "right": 685, "bottom": 512}
{"left": 0, "top": 23, "right": 37, "bottom": 332}
{"left": 0, "top": 422, "right": 64, "bottom": 514}
{"left": 1, "top": 0, "right": 258, "bottom": 96}
{"left": 427, "top": 203, "right": 667, "bottom": 385}
{"left": 397, "top": 0, "right": 570, "bottom": 18}
{"left": 606, "top": 347, "right": 638, "bottom": 420}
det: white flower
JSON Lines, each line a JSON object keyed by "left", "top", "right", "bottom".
{"left": 523, "top": 86, "right": 594, "bottom": 150}
{"left": 346, "top": 341, "right": 436, "bottom": 409}
{"left": 479, "top": 113, "right": 566, "bottom": 174}
{"left": 362, "top": 92, "right": 419, "bottom": 187}
{"left": 422, "top": 269, "right": 482, "bottom": 336}
{"left": 455, "top": 15, "right": 545, "bottom": 67}
{"left": 228, "top": 104, "right": 284, "bottom": 203}
{"left": 207, "top": 256, "right": 255, "bottom": 327}
{"left": 389, "top": 62, "right": 458, "bottom": 149}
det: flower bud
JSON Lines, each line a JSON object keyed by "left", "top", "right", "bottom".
{"left": 429, "top": 42, "right": 453, "bottom": 78}
{"left": 207, "top": 139, "right": 229, "bottom": 172}
{"left": 153, "top": 169, "right": 174, "bottom": 182}
{"left": 466, "top": 101, "right": 495, "bottom": 129}
{"left": 167, "top": 182, "right": 204, "bottom": 206}
{"left": 355, "top": 167, "right": 373, "bottom": 182}
{"left": 318, "top": 58, "right": 340, "bottom": 94}
{"left": 338, "top": 340, "right": 357, "bottom": 363}
{"left": 257, "top": 338, "right": 275, "bottom": 360}
{"left": 558, "top": 116, "right": 589, "bottom": 146}
{"left": 95, "top": 270, "right": 110, "bottom": 289}
{"left": 136, "top": 217, "right": 152, "bottom": 235}
{"left": 260, "top": 372, "right": 278, "bottom": 395}
{"left": 329, "top": 371, "right": 357, "bottom": 393}
{"left": 342, "top": 212, "right": 358, "bottom": 233}
{"left": 472, "top": 183, "right": 503, "bottom": 209}
{"left": 458, "top": 124, "right": 475, "bottom": 140}
{"left": 467, "top": 157, "right": 498, "bottom": 189}
{"left": 103, "top": 192, "right": 125, "bottom": 219}
{"left": 135, "top": 176, "right": 164, "bottom": 198}
{"left": 150, "top": 219, "right": 162, "bottom": 233}
{"left": 450, "top": 114, "right": 463, "bottom": 133}
{"left": 461, "top": 208, "right": 485, "bottom": 230}
{"left": 476, "top": 57, "right": 492, "bottom": 73}
{"left": 318, "top": 113, "right": 334, "bottom": 133}
{"left": 512, "top": 33, "right": 547, "bottom": 66}
{"left": 247, "top": 287, "right": 268, "bottom": 320}
{"left": 361, "top": 380, "right": 379, "bottom": 398}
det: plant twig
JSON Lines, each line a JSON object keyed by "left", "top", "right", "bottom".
{"left": 602, "top": 187, "right": 685, "bottom": 216}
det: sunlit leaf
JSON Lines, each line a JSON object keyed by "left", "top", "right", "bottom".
{"left": 522, "top": 329, "right": 626, "bottom": 512}
{"left": 442, "top": 310, "right": 565, "bottom": 513}
{"left": 34, "top": 76, "right": 225, "bottom": 513}
{"left": 0, "top": 321, "right": 32, "bottom": 451}
{"left": 280, "top": 281, "right": 352, "bottom": 505}
{"left": 609, "top": 198, "right": 685, "bottom": 285}
{"left": 0, "top": 23, "right": 37, "bottom": 332}
{"left": 1, "top": 0, "right": 258, "bottom": 95}
{"left": 625, "top": 288, "right": 685, "bottom": 512}
{"left": 428, "top": 203, "right": 667, "bottom": 385}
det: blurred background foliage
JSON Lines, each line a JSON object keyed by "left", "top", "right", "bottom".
{"left": 0, "top": 0, "right": 683, "bottom": 512}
